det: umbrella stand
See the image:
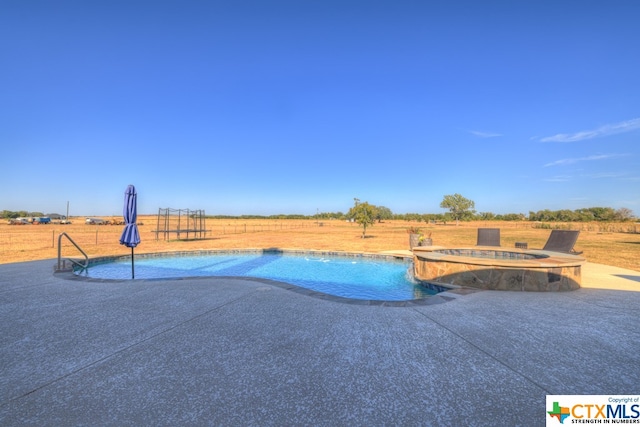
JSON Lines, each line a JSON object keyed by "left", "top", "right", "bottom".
{"left": 120, "top": 184, "right": 140, "bottom": 280}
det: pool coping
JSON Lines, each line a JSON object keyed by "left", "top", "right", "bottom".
{"left": 412, "top": 245, "right": 586, "bottom": 268}
{"left": 54, "top": 248, "right": 461, "bottom": 307}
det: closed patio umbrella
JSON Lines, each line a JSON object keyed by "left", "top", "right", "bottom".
{"left": 119, "top": 185, "right": 140, "bottom": 279}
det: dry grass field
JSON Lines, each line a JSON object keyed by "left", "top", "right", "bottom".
{"left": 1, "top": 217, "right": 639, "bottom": 272}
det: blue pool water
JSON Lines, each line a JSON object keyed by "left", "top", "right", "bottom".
{"left": 79, "top": 252, "right": 437, "bottom": 301}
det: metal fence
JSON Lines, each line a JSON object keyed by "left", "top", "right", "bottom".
{"left": 0, "top": 221, "right": 317, "bottom": 252}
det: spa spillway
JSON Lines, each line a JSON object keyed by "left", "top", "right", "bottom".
{"left": 412, "top": 246, "right": 585, "bottom": 291}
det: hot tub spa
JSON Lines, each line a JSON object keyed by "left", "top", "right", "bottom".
{"left": 412, "top": 246, "right": 585, "bottom": 291}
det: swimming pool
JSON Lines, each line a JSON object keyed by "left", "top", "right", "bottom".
{"left": 77, "top": 251, "right": 444, "bottom": 301}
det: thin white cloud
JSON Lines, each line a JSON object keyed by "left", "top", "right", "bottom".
{"left": 469, "top": 130, "right": 502, "bottom": 138}
{"left": 543, "top": 175, "right": 572, "bottom": 182}
{"left": 539, "top": 117, "right": 640, "bottom": 142}
{"left": 543, "top": 153, "right": 626, "bottom": 167}
{"left": 582, "top": 172, "right": 626, "bottom": 179}
{"left": 574, "top": 171, "right": 640, "bottom": 181}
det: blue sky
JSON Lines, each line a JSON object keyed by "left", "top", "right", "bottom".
{"left": 2, "top": 1, "right": 639, "bottom": 217}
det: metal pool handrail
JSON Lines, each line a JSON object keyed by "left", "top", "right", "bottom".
{"left": 57, "top": 232, "right": 89, "bottom": 272}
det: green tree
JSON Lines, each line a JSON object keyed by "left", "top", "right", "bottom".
{"left": 374, "top": 205, "right": 393, "bottom": 223}
{"left": 440, "top": 193, "right": 476, "bottom": 226}
{"left": 347, "top": 199, "right": 377, "bottom": 238}
{"left": 590, "top": 207, "right": 616, "bottom": 221}
{"left": 573, "top": 209, "right": 593, "bottom": 222}
{"left": 421, "top": 213, "right": 436, "bottom": 224}
{"left": 478, "top": 212, "right": 496, "bottom": 221}
{"left": 500, "top": 213, "right": 526, "bottom": 221}
{"left": 556, "top": 209, "right": 578, "bottom": 222}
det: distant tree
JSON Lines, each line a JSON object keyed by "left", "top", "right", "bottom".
{"left": 478, "top": 212, "right": 496, "bottom": 221}
{"left": 421, "top": 213, "right": 436, "bottom": 224}
{"left": 374, "top": 206, "right": 393, "bottom": 223}
{"left": 574, "top": 208, "right": 595, "bottom": 222}
{"left": 347, "top": 199, "right": 377, "bottom": 238}
{"left": 529, "top": 207, "right": 628, "bottom": 222}
{"left": 498, "top": 213, "right": 525, "bottom": 221}
{"left": 316, "top": 211, "right": 345, "bottom": 220}
{"left": 433, "top": 213, "right": 447, "bottom": 222}
{"left": 403, "top": 213, "right": 422, "bottom": 222}
{"left": 1, "top": 210, "right": 16, "bottom": 219}
{"left": 615, "top": 207, "right": 635, "bottom": 221}
{"left": 529, "top": 209, "right": 552, "bottom": 222}
{"left": 589, "top": 207, "right": 616, "bottom": 221}
{"left": 440, "top": 193, "right": 476, "bottom": 226}
{"left": 556, "top": 209, "right": 578, "bottom": 222}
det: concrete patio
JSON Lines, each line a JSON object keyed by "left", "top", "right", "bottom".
{"left": 1, "top": 258, "right": 639, "bottom": 426}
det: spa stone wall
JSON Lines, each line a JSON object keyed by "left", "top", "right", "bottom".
{"left": 414, "top": 258, "right": 581, "bottom": 291}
